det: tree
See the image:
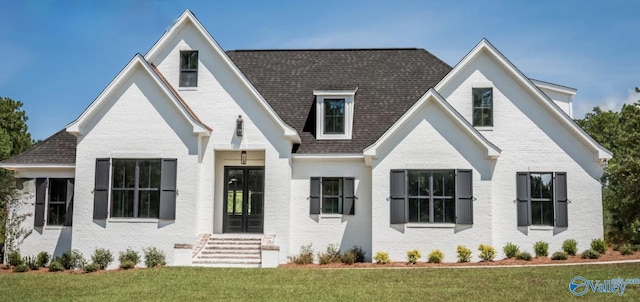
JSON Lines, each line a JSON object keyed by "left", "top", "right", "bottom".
{"left": 576, "top": 102, "right": 640, "bottom": 243}
{"left": 0, "top": 96, "right": 33, "bottom": 259}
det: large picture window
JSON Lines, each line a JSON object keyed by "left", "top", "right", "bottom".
{"left": 93, "top": 158, "right": 177, "bottom": 220}
{"left": 390, "top": 169, "right": 473, "bottom": 225}
{"left": 516, "top": 172, "right": 567, "bottom": 227}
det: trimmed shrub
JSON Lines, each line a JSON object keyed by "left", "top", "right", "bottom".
{"left": 428, "top": 250, "right": 444, "bottom": 263}
{"left": 91, "top": 248, "right": 114, "bottom": 270}
{"left": 340, "top": 251, "right": 356, "bottom": 265}
{"left": 143, "top": 246, "right": 166, "bottom": 268}
{"left": 457, "top": 245, "right": 472, "bottom": 263}
{"left": 562, "top": 239, "right": 578, "bottom": 256}
{"left": 503, "top": 242, "right": 520, "bottom": 258}
{"left": 581, "top": 249, "right": 600, "bottom": 259}
{"left": 533, "top": 241, "right": 549, "bottom": 257}
{"left": 8, "top": 250, "right": 22, "bottom": 267}
{"left": 591, "top": 238, "right": 607, "bottom": 254}
{"left": 36, "top": 251, "right": 50, "bottom": 268}
{"left": 551, "top": 251, "right": 568, "bottom": 260}
{"left": 478, "top": 244, "right": 496, "bottom": 262}
{"left": 317, "top": 244, "right": 341, "bottom": 265}
{"left": 620, "top": 245, "right": 635, "bottom": 256}
{"left": 24, "top": 256, "right": 38, "bottom": 270}
{"left": 13, "top": 264, "right": 29, "bottom": 273}
{"left": 406, "top": 249, "right": 421, "bottom": 264}
{"left": 118, "top": 249, "right": 141, "bottom": 269}
{"left": 48, "top": 261, "right": 64, "bottom": 272}
{"left": 60, "top": 250, "right": 85, "bottom": 270}
{"left": 516, "top": 252, "right": 532, "bottom": 261}
{"left": 288, "top": 244, "right": 314, "bottom": 265}
{"left": 348, "top": 246, "right": 366, "bottom": 263}
{"left": 374, "top": 251, "right": 390, "bottom": 264}
{"left": 83, "top": 263, "right": 100, "bottom": 273}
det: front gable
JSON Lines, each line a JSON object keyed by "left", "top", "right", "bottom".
{"left": 435, "top": 39, "right": 611, "bottom": 162}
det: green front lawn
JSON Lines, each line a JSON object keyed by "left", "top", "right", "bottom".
{"left": 1, "top": 263, "right": 639, "bottom": 301}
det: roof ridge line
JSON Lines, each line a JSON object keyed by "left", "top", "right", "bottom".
{"left": 226, "top": 48, "right": 421, "bottom": 52}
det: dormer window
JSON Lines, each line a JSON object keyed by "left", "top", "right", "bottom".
{"left": 314, "top": 89, "right": 356, "bottom": 140}
{"left": 179, "top": 51, "right": 198, "bottom": 87}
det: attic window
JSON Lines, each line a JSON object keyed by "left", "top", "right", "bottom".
{"left": 314, "top": 89, "right": 357, "bottom": 140}
{"left": 179, "top": 51, "right": 198, "bottom": 87}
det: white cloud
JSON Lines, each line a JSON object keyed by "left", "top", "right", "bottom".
{"left": 575, "top": 89, "right": 640, "bottom": 118}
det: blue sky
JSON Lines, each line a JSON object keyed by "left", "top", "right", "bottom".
{"left": 1, "top": 0, "right": 638, "bottom": 140}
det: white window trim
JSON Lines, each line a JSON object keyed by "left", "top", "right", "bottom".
{"left": 314, "top": 89, "right": 357, "bottom": 140}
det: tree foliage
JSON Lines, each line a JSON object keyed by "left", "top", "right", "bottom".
{"left": 0, "top": 96, "right": 34, "bottom": 249}
{"left": 576, "top": 102, "right": 640, "bottom": 243}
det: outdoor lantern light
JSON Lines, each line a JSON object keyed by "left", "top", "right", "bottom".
{"left": 241, "top": 150, "right": 247, "bottom": 165}
{"left": 236, "top": 115, "right": 243, "bottom": 136}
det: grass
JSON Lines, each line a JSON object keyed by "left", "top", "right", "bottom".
{"left": 1, "top": 263, "right": 639, "bottom": 301}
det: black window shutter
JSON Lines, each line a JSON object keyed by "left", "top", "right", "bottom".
{"left": 93, "top": 158, "right": 110, "bottom": 219}
{"left": 390, "top": 170, "right": 407, "bottom": 224}
{"left": 34, "top": 178, "right": 47, "bottom": 227}
{"left": 555, "top": 172, "right": 568, "bottom": 227}
{"left": 64, "top": 179, "right": 74, "bottom": 226}
{"left": 343, "top": 177, "right": 355, "bottom": 215}
{"left": 455, "top": 169, "right": 473, "bottom": 224}
{"left": 310, "top": 177, "right": 321, "bottom": 214}
{"left": 159, "top": 159, "right": 177, "bottom": 220}
{"left": 516, "top": 172, "right": 530, "bottom": 226}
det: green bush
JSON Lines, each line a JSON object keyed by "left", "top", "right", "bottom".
{"left": 374, "top": 251, "right": 390, "bottom": 264}
{"left": 8, "top": 250, "right": 22, "bottom": 267}
{"left": 48, "top": 261, "right": 64, "bottom": 272}
{"left": 118, "top": 249, "right": 141, "bottom": 269}
{"left": 533, "top": 241, "right": 549, "bottom": 257}
{"left": 36, "top": 251, "right": 50, "bottom": 268}
{"left": 478, "top": 244, "right": 496, "bottom": 262}
{"left": 591, "top": 238, "right": 607, "bottom": 254}
{"left": 406, "top": 249, "right": 421, "bottom": 264}
{"left": 83, "top": 263, "right": 100, "bottom": 273}
{"left": 457, "top": 245, "right": 472, "bottom": 263}
{"left": 516, "top": 252, "right": 532, "bottom": 261}
{"left": 503, "top": 242, "right": 520, "bottom": 258}
{"left": 581, "top": 249, "right": 600, "bottom": 259}
{"left": 91, "top": 248, "right": 113, "bottom": 270}
{"left": 288, "top": 244, "right": 314, "bottom": 265}
{"left": 562, "top": 239, "right": 578, "bottom": 256}
{"left": 143, "top": 246, "right": 166, "bottom": 268}
{"left": 340, "top": 251, "right": 356, "bottom": 265}
{"left": 620, "top": 245, "right": 635, "bottom": 256}
{"left": 59, "top": 250, "right": 85, "bottom": 270}
{"left": 317, "top": 244, "right": 341, "bottom": 265}
{"left": 119, "top": 260, "right": 136, "bottom": 270}
{"left": 427, "top": 250, "right": 444, "bottom": 263}
{"left": 13, "top": 264, "right": 29, "bottom": 273}
{"left": 23, "top": 256, "right": 38, "bottom": 270}
{"left": 551, "top": 251, "right": 568, "bottom": 260}
{"left": 348, "top": 246, "right": 366, "bottom": 263}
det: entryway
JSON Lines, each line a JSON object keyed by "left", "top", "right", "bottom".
{"left": 223, "top": 167, "right": 264, "bottom": 233}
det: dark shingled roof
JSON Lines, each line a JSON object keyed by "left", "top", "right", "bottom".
{"left": 226, "top": 48, "right": 452, "bottom": 153}
{"left": 0, "top": 129, "right": 76, "bottom": 165}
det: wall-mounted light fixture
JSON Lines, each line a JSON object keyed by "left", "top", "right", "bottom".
{"left": 241, "top": 150, "right": 247, "bottom": 165}
{"left": 236, "top": 115, "right": 243, "bottom": 137}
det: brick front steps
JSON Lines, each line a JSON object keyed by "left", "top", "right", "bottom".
{"left": 192, "top": 234, "right": 263, "bottom": 268}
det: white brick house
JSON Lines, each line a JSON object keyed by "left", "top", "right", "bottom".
{"left": 0, "top": 10, "right": 611, "bottom": 267}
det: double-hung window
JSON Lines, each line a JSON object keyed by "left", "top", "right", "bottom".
{"left": 313, "top": 89, "right": 356, "bottom": 140}
{"left": 309, "top": 177, "right": 356, "bottom": 215}
{"left": 179, "top": 51, "right": 198, "bottom": 87}
{"left": 390, "top": 169, "right": 473, "bottom": 224}
{"left": 473, "top": 87, "right": 493, "bottom": 127}
{"left": 324, "top": 99, "right": 345, "bottom": 134}
{"left": 93, "top": 158, "right": 177, "bottom": 220}
{"left": 516, "top": 172, "right": 568, "bottom": 227}
{"left": 34, "top": 178, "right": 74, "bottom": 227}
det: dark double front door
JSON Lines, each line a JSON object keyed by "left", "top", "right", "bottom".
{"left": 223, "top": 167, "right": 264, "bottom": 233}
